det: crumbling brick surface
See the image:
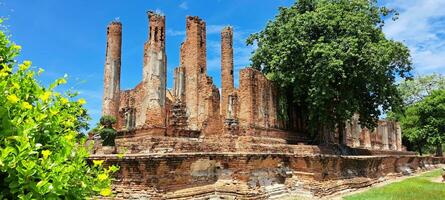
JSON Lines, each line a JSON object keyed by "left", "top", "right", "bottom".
{"left": 237, "top": 68, "right": 280, "bottom": 130}
{"left": 179, "top": 16, "right": 206, "bottom": 131}
{"left": 345, "top": 116, "right": 402, "bottom": 151}
{"left": 172, "top": 16, "right": 222, "bottom": 133}
{"left": 140, "top": 12, "right": 167, "bottom": 127}
{"left": 103, "top": 12, "right": 168, "bottom": 131}
{"left": 91, "top": 153, "right": 445, "bottom": 199}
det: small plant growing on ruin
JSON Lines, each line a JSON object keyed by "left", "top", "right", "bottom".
{"left": 98, "top": 115, "right": 118, "bottom": 146}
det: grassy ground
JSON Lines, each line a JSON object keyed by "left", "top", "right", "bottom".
{"left": 343, "top": 169, "right": 445, "bottom": 200}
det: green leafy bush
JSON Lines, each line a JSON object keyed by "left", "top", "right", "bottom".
{"left": 99, "top": 128, "right": 117, "bottom": 146}
{"left": 95, "top": 115, "right": 117, "bottom": 146}
{"left": 100, "top": 115, "right": 117, "bottom": 128}
{"left": 0, "top": 20, "right": 117, "bottom": 199}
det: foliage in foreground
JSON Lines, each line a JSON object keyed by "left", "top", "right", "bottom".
{"left": 344, "top": 169, "right": 445, "bottom": 200}
{"left": 247, "top": 0, "right": 412, "bottom": 143}
{"left": 0, "top": 20, "right": 117, "bottom": 199}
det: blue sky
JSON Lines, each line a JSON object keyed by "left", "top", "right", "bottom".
{"left": 1, "top": 0, "right": 444, "bottom": 127}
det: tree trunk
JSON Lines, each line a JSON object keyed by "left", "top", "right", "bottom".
{"left": 338, "top": 121, "right": 345, "bottom": 145}
{"left": 285, "top": 88, "right": 293, "bottom": 130}
{"left": 436, "top": 143, "right": 443, "bottom": 157}
{"left": 418, "top": 142, "right": 423, "bottom": 156}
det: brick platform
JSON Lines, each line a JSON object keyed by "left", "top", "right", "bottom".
{"left": 90, "top": 153, "right": 444, "bottom": 199}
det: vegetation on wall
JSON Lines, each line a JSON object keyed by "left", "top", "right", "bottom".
{"left": 247, "top": 0, "right": 412, "bottom": 143}
{"left": 93, "top": 115, "right": 117, "bottom": 146}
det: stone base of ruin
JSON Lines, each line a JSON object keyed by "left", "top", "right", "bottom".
{"left": 91, "top": 152, "right": 444, "bottom": 200}
{"left": 90, "top": 129, "right": 443, "bottom": 200}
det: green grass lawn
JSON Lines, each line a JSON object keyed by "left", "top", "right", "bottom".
{"left": 343, "top": 169, "right": 445, "bottom": 200}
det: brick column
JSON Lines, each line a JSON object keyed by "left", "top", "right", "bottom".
{"left": 363, "top": 128, "right": 372, "bottom": 148}
{"left": 396, "top": 122, "right": 402, "bottom": 151}
{"left": 382, "top": 121, "right": 389, "bottom": 150}
{"left": 138, "top": 11, "right": 167, "bottom": 127}
{"left": 102, "top": 21, "right": 122, "bottom": 118}
{"left": 221, "top": 26, "right": 234, "bottom": 118}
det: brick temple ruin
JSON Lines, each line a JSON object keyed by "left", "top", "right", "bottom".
{"left": 91, "top": 11, "right": 445, "bottom": 199}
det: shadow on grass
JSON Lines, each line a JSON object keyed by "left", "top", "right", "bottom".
{"left": 343, "top": 169, "right": 445, "bottom": 200}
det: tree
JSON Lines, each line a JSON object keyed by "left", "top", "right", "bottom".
{"left": 401, "top": 90, "right": 445, "bottom": 156}
{"left": 399, "top": 74, "right": 445, "bottom": 106}
{"left": 0, "top": 20, "right": 117, "bottom": 199}
{"left": 387, "top": 74, "right": 445, "bottom": 155}
{"left": 247, "top": 0, "right": 412, "bottom": 143}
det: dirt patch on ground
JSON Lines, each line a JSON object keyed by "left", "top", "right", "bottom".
{"left": 431, "top": 176, "right": 445, "bottom": 183}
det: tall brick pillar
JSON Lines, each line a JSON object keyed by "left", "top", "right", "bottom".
{"left": 180, "top": 16, "right": 207, "bottom": 130}
{"left": 396, "top": 122, "right": 402, "bottom": 151}
{"left": 363, "top": 128, "right": 372, "bottom": 148}
{"left": 238, "top": 68, "right": 255, "bottom": 128}
{"left": 173, "top": 67, "right": 185, "bottom": 101}
{"left": 221, "top": 26, "right": 234, "bottom": 118}
{"left": 102, "top": 21, "right": 122, "bottom": 118}
{"left": 137, "top": 11, "right": 167, "bottom": 127}
{"left": 381, "top": 121, "right": 389, "bottom": 150}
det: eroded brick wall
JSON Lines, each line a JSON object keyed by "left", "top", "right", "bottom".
{"left": 91, "top": 153, "right": 445, "bottom": 199}
{"left": 102, "top": 12, "right": 168, "bottom": 131}
{"left": 237, "top": 68, "right": 279, "bottom": 129}
{"left": 176, "top": 16, "right": 221, "bottom": 132}
{"left": 345, "top": 117, "right": 403, "bottom": 151}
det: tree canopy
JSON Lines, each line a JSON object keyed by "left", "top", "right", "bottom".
{"left": 393, "top": 74, "right": 445, "bottom": 155}
{"left": 247, "top": 0, "right": 412, "bottom": 142}
{"left": 0, "top": 19, "right": 116, "bottom": 199}
{"left": 399, "top": 74, "right": 445, "bottom": 106}
{"left": 401, "top": 90, "right": 445, "bottom": 156}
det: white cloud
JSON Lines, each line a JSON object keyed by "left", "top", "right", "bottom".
{"left": 179, "top": 1, "right": 188, "bottom": 10}
{"left": 78, "top": 89, "right": 103, "bottom": 101}
{"left": 382, "top": 0, "right": 445, "bottom": 74}
{"left": 206, "top": 25, "right": 227, "bottom": 34}
{"left": 154, "top": 9, "right": 164, "bottom": 16}
{"left": 166, "top": 29, "right": 186, "bottom": 36}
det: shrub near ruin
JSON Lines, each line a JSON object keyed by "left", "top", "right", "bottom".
{"left": 0, "top": 19, "right": 117, "bottom": 199}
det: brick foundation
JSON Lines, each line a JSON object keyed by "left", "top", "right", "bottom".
{"left": 91, "top": 153, "right": 444, "bottom": 199}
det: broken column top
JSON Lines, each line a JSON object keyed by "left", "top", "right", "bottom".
{"left": 109, "top": 21, "right": 122, "bottom": 25}
{"left": 222, "top": 26, "right": 233, "bottom": 32}
{"left": 186, "top": 16, "right": 205, "bottom": 26}
{"left": 147, "top": 10, "right": 165, "bottom": 20}
{"left": 186, "top": 16, "right": 203, "bottom": 22}
{"left": 146, "top": 10, "right": 165, "bottom": 50}
{"left": 107, "top": 21, "right": 122, "bottom": 33}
